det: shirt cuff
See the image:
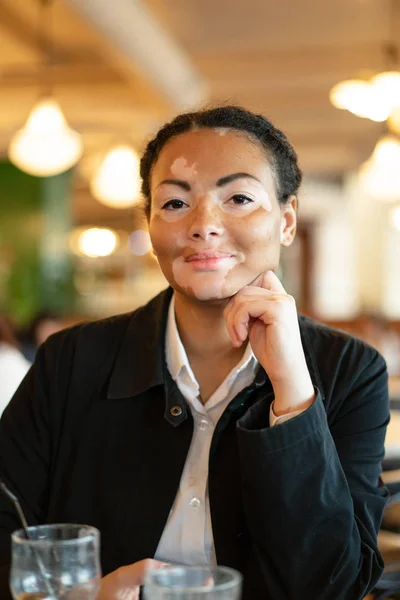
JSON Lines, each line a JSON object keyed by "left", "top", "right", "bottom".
{"left": 269, "top": 401, "right": 306, "bottom": 427}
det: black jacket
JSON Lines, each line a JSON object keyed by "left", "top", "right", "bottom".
{"left": 0, "top": 288, "right": 390, "bottom": 599}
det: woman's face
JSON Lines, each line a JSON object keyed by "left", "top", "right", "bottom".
{"left": 148, "top": 128, "right": 297, "bottom": 302}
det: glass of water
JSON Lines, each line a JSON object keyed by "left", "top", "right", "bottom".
{"left": 144, "top": 565, "right": 242, "bottom": 600}
{"left": 10, "top": 524, "right": 101, "bottom": 600}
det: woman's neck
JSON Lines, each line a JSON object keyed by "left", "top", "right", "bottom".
{"left": 173, "top": 291, "right": 243, "bottom": 363}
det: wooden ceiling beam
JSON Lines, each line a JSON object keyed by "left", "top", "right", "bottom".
{"left": 196, "top": 43, "right": 388, "bottom": 81}
{"left": 65, "top": 0, "right": 207, "bottom": 109}
{"left": 209, "top": 88, "right": 383, "bottom": 117}
{"left": 0, "top": 62, "right": 123, "bottom": 87}
{"left": 0, "top": 0, "right": 71, "bottom": 61}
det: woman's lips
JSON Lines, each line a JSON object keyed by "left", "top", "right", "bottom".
{"left": 185, "top": 251, "right": 235, "bottom": 271}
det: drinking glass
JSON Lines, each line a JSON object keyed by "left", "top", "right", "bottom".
{"left": 10, "top": 523, "right": 101, "bottom": 600}
{"left": 144, "top": 565, "right": 242, "bottom": 600}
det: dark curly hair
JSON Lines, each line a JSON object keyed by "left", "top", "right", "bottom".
{"left": 140, "top": 105, "right": 302, "bottom": 216}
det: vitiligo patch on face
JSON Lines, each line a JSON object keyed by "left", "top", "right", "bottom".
{"left": 152, "top": 208, "right": 189, "bottom": 224}
{"left": 170, "top": 156, "right": 198, "bottom": 179}
{"left": 215, "top": 127, "right": 230, "bottom": 136}
{"left": 256, "top": 188, "right": 272, "bottom": 212}
{"left": 149, "top": 127, "right": 284, "bottom": 305}
{"left": 153, "top": 185, "right": 271, "bottom": 224}
{"left": 171, "top": 251, "right": 245, "bottom": 301}
{"left": 172, "top": 257, "right": 231, "bottom": 300}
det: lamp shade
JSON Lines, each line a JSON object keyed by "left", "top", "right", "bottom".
{"left": 372, "top": 71, "right": 400, "bottom": 107}
{"left": 359, "top": 135, "right": 400, "bottom": 202}
{"left": 8, "top": 97, "right": 83, "bottom": 177}
{"left": 90, "top": 145, "right": 141, "bottom": 208}
{"left": 329, "top": 79, "right": 391, "bottom": 122}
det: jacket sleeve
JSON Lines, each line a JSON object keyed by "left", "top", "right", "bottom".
{"left": 0, "top": 334, "right": 66, "bottom": 599}
{"left": 236, "top": 343, "right": 389, "bottom": 600}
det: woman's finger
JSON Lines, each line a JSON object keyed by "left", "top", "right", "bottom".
{"left": 97, "top": 559, "right": 169, "bottom": 600}
{"left": 224, "top": 287, "right": 276, "bottom": 333}
{"left": 231, "top": 298, "right": 283, "bottom": 344}
{"left": 225, "top": 298, "right": 246, "bottom": 347}
{"left": 251, "top": 270, "right": 287, "bottom": 294}
{"left": 225, "top": 289, "right": 284, "bottom": 346}
{"left": 225, "top": 307, "right": 243, "bottom": 346}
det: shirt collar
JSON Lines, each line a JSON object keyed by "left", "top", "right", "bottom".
{"left": 166, "top": 294, "right": 195, "bottom": 383}
{"left": 106, "top": 286, "right": 325, "bottom": 403}
{"left": 107, "top": 287, "right": 173, "bottom": 399}
{"left": 166, "top": 294, "right": 257, "bottom": 389}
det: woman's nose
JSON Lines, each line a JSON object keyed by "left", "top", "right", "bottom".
{"left": 187, "top": 203, "right": 224, "bottom": 241}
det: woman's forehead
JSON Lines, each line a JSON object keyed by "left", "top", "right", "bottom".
{"left": 151, "top": 128, "right": 272, "bottom": 183}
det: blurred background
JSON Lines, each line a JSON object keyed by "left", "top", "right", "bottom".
{"left": 1, "top": 0, "right": 400, "bottom": 373}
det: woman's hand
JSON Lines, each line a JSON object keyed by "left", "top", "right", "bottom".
{"left": 97, "top": 558, "right": 168, "bottom": 600}
{"left": 224, "top": 270, "right": 315, "bottom": 415}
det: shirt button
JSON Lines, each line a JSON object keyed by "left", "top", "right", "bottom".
{"left": 198, "top": 419, "right": 209, "bottom": 431}
{"left": 189, "top": 497, "right": 201, "bottom": 509}
{"left": 170, "top": 405, "right": 183, "bottom": 417}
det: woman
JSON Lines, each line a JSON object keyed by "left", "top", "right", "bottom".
{"left": 0, "top": 106, "right": 389, "bottom": 600}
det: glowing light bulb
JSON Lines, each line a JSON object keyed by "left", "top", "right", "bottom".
{"left": 372, "top": 71, "right": 400, "bottom": 107}
{"left": 359, "top": 135, "right": 400, "bottom": 202}
{"left": 77, "top": 228, "right": 118, "bottom": 257}
{"left": 372, "top": 135, "right": 400, "bottom": 164}
{"left": 8, "top": 97, "right": 83, "bottom": 176}
{"left": 329, "top": 79, "right": 391, "bottom": 122}
{"left": 90, "top": 145, "right": 141, "bottom": 208}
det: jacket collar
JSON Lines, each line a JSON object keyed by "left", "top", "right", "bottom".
{"left": 107, "top": 287, "right": 173, "bottom": 399}
{"left": 107, "top": 287, "right": 325, "bottom": 402}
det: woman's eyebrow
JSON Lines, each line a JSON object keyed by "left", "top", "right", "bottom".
{"left": 157, "top": 173, "right": 260, "bottom": 192}
{"left": 157, "top": 179, "right": 191, "bottom": 191}
{"left": 216, "top": 173, "right": 261, "bottom": 186}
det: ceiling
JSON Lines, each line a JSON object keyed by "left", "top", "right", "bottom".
{"left": 146, "top": 0, "right": 399, "bottom": 172}
{"left": 0, "top": 0, "right": 398, "bottom": 228}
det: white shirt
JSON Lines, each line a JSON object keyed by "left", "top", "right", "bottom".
{"left": 155, "top": 296, "right": 302, "bottom": 565}
{"left": 0, "top": 343, "right": 30, "bottom": 418}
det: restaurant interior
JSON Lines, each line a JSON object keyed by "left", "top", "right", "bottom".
{"left": 2, "top": 0, "right": 400, "bottom": 597}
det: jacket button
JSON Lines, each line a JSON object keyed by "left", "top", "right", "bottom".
{"left": 170, "top": 405, "right": 183, "bottom": 417}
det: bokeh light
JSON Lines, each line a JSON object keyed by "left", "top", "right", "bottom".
{"left": 76, "top": 227, "right": 118, "bottom": 258}
{"left": 128, "top": 230, "right": 152, "bottom": 256}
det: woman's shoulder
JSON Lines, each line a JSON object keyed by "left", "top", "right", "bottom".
{"left": 298, "top": 314, "right": 387, "bottom": 406}
{"left": 299, "top": 313, "right": 384, "bottom": 362}
{"left": 44, "top": 311, "right": 135, "bottom": 353}
{"left": 46, "top": 288, "right": 172, "bottom": 352}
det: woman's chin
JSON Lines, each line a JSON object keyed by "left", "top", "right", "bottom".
{"left": 173, "top": 279, "right": 244, "bottom": 303}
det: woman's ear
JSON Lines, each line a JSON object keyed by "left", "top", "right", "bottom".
{"left": 280, "top": 195, "right": 297, "bottom": 247}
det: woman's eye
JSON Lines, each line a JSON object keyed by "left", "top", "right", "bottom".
{"left": 162, "top": 199, "right": 187, "bottom": 210}
{"left": 229, "top": 194, "right": 254, "bottom": 205}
